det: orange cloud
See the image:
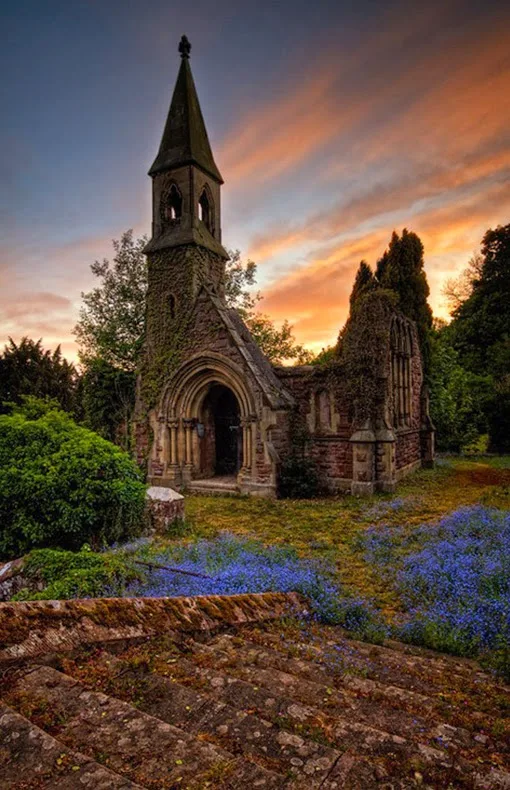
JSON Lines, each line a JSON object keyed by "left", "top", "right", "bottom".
{"left": 258, "top": 179, "right": 510, "bottom": 349}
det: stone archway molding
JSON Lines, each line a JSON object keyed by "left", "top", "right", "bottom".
{"left": 160, "top": 352, "right": 256, "bottom": 421}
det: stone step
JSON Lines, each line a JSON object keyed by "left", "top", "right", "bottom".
{"left": 193, "top": 631, "right": 510, "bottom": 736}
{"left": 0, "top": 700, "right": 146, "bottom": 790}
{"left": 139, "top": 637, "right": 510, "bottom": 787}
{"left": 235, "top": 626, "right": 510, "bottom": 740}
{"left": 97, "top": 642, "right": 493, "bottom": 788}
{"left": 250, "top": 623, "right": 498, "bottom": 695}
{"left": 5, "top": 665, "right": 286, "bottom": 789}
{"left": 187, "top": 476, "right": 240, "bottom": 495}
{"left": 65, "top": 650, "right": 340, "bottom": 787}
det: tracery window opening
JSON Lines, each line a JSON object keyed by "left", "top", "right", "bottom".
{"left": 165, "top": 184, "right": 182, "bottom": 221}
{"left": 198, "top": 188, "right": 213, "bottom": 232}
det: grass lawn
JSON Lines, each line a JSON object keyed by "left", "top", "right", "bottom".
{"left": 183, "top": 457, "right": 510, "bottom": 618}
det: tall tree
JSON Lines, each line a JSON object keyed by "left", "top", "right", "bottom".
{"left": 448, "top": 224, "right": 510, "bottom": 378}
{"left": 377, "top": 229, "right": 433, "bottom": 370}
{"left": 349, "top": 260, "right": 375, "bottom": 307}
{"left": 446, "top": 224, "right": 510, "bottom": 453}
{"left": 0, "top": 338, "right": 78, "bottom": 414}
{"left": 74, "top": 230, "right": 148, "bottom": 371}
{"left": 74, "top": 231, "right": 312, "bottom": 369}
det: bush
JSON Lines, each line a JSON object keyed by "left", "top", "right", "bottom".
{"left": 278, "top": 455, "right": 321, "bottom": 499}
{"left": 0, "top": 401, "right": 146, "bottom": 559}
{"left": 12, "top": 547, "right": 143, "bottom": 601}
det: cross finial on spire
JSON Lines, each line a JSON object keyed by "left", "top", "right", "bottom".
{"left": 179, "top": 35, "right": 191, "bottom": 59}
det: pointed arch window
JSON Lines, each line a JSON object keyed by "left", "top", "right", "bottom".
{"left": 198, "top": 187, "right": 213, "bottom": 233}
{"left": 391, "top": 318, "right": 413, "bottom": 429}
{"left": 163, "top": 184, "right": 182, "bottom": 223}
{"left": 168, "top": 293, "right": 176, "bottom": 319}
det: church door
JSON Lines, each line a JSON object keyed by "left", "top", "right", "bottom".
{"left": 201, "top": 384, "right": 241, "bottom": 477}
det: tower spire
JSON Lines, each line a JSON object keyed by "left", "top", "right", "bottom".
{"left": 148, "top": 35, "right": 223, "bottom": 182}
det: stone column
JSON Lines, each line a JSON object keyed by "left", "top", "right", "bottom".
{"left": 168, "top": 419, "right": 179, "bottom": 466}
{"left": 249, "top": 415, "right": 257, "bottom": 474}
{"left": 240, "top": 417, "right": 249, "bottom": 471}
{"left": 375, "top": 425, "right": 396, "bottom": 493}
{"left": 349, "top": 420, "right": 376, "bottom": 496}
{"left": 182, "top": 418, "right": 194, "bottom": 483}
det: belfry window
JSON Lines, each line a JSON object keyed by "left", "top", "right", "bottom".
{"left": 198, "top": 187, "right": 213, "bottom": 232}
{"left": 165, "top": 184, "right": 182, "bottom": 222}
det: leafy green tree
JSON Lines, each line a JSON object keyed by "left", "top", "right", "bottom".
{"left": 246, "top": 314, "right": 314, "bottom": 365}
{"left": 0, "top": 337, "right": 78, "bottom": 415}
{"left": 74, "top": 232, "right": 312, "bottom": 369}
{"left": 377, "top": 229, "right": 433, "bottom": 371}
{"left": 349, "top": 260, "right": 375, "bottom": 307}
{"left": 448, "top": 224, "right": 510, "bottom": 378}
{"left": 445, "top": 224, "right": 510, "bottom": 452}
{"left": 74, "top": 230, "right": 148, "bottom": 371}
{"left": 0, "top": 398, "right": 146, "bottom": 559}
{"left": 428, "top": 329, "right": 492, "bottom": 452}
{"left": 81, "top": 358, "right": 136, "bottom": 448}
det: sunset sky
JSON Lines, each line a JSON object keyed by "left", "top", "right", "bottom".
{"left": 1, "top": 0, "right": 509, "bottom": 360}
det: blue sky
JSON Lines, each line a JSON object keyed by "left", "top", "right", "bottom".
{"left": 1, "top": 0, "right": 509, "bottom": 358}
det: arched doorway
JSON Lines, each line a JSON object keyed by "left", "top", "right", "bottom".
{"left": 200, "top": 383, "right": 241, "bottom": 477}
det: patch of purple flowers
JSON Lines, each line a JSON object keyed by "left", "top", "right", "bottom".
{"left": 363, "top": 506, "right": 510, "bottom": 656}
{"left": 124, "top": 533, "right": 387, "bottom": 638}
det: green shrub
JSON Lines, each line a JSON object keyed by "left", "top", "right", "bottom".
{"left": 12, "top": 547, "right": 143, "bottom": 600}
{"left": 278, "top": 455, "right": 321, "bottom": 499}
{"left": 0, "top": 401, "right": 146, "bottom": 559}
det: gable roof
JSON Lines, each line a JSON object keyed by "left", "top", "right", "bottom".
{"left": 202, "top": 285, "right": 294, "bottom": 410}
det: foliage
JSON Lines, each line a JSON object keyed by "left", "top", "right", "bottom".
{"left": 448, "top": 224, "right": 510, "bottom": 377}
{"left": 0, "top": 337, "right": 78, "bottom": 415}
{"left": 0, "top": 400, "right": 146, "bottom": 559}
{"left": 349, "top": 260, "right": 375, "bottom": 307}
{"left": 81, "top": 357, "right": 136, "bottom": 447}
{"left": 246, "top": 313, "right": 315, "bottom": 365}
{"left": 123, "top": 533, "right": 387, "bottom": 640}
{"left": 444, "top": 224, "right": 510, "bottom": 452}
{"left": 340, "top": 289, "right": 396, "bottom": 423}
{"left": 74, "top": 230, "right": 148, "bottom": 370}
{"left": 376, "top": 229, "right": 433, "bottom": 371}
{"left": 278, "top": 454, "right": 322, "bottom": 499}
{"left": 362, "top": 506, "right": 510, "bottom": 675}
{"left": 224, "top": 249, "right": 260, "bottom": 316}
{"left": 310, "top": 346, "right": 336, "bottom": 365}
{"left": 487, "top": 376, "right": 510, "bottom": 453}
{"left": 12, "top": 547, "right": 142, "bottom": 601}
{"left": 428, "top": 328, "right": 492, "bottom": 452}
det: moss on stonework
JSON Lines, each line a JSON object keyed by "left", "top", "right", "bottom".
{"left": 138, "top": 246, "right": 225, "bottom": 413}
{"left": 340, "top": 289, "right": 397, "bottom": 424}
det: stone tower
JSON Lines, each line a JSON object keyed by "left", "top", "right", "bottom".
{"left": 143, "top": 36, "right": 229, "bottom": 361}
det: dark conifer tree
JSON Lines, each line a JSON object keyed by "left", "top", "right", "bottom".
{"left": 378, "top": 229, "right": 433, "bottom": 372}
{"left": 349, "top": 260, "right": 375, "bottom": 307}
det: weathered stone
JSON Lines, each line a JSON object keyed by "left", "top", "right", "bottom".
{"left": 146, "top": 485, "right": 185, "bottom": 532}
{"left": 0, "top": 591, "right": 308, "bottom": 663}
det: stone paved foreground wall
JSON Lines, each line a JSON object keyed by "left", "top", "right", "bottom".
{"left": 0, "top": 592, "right": 308, "bottom": 664}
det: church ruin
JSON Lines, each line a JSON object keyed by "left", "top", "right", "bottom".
{"left": 135, "top": 36, "right": 434, "bottom": 497}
